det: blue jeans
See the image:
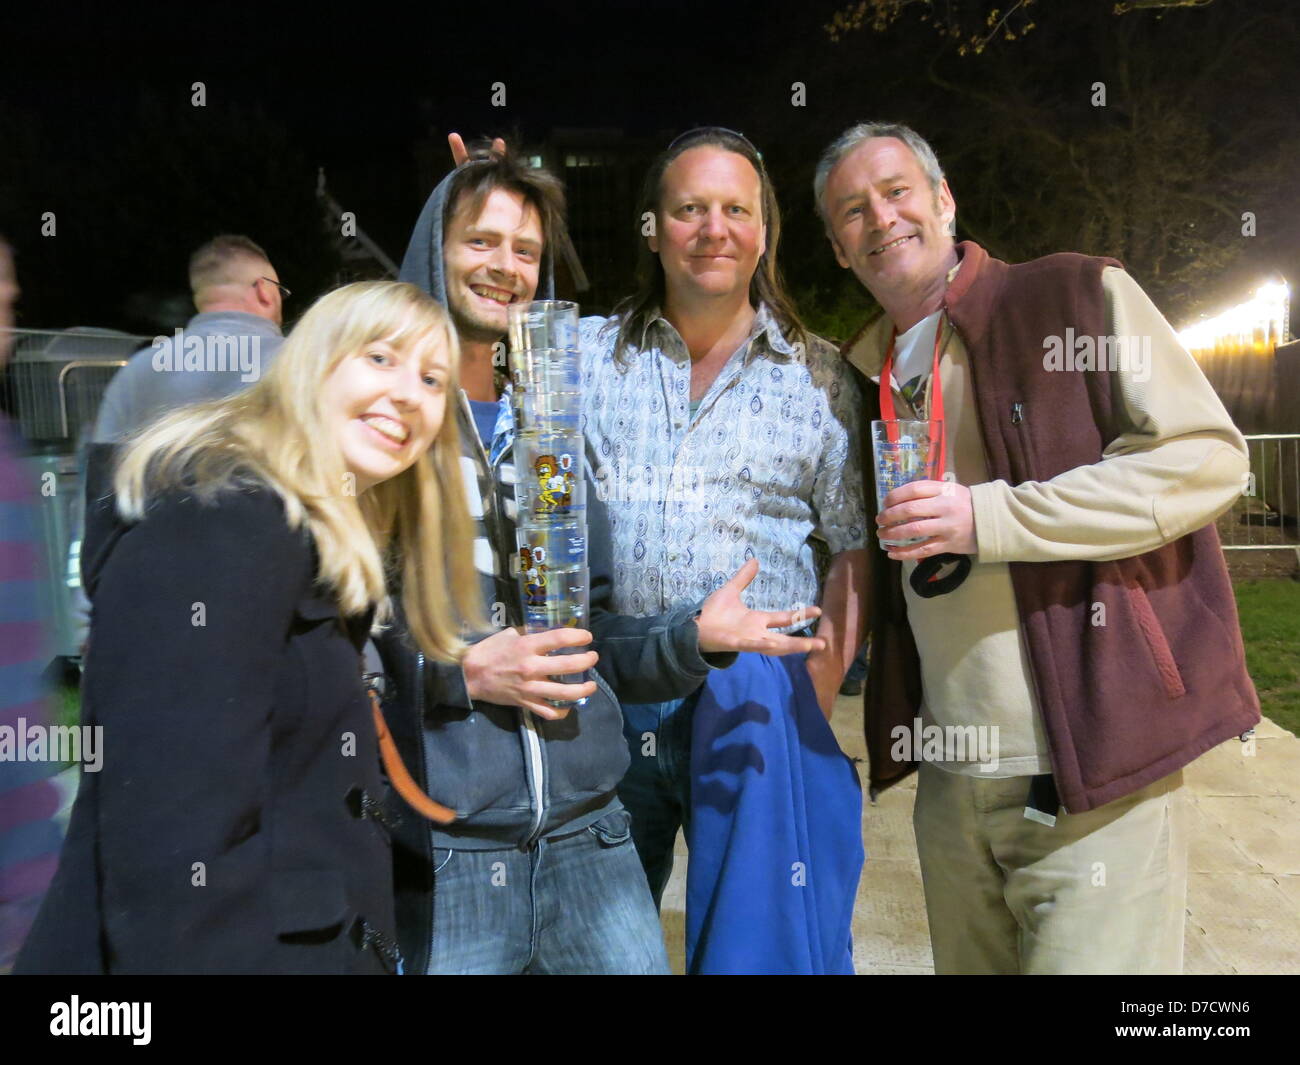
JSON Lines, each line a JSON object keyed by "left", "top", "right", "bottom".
{"left": 618, "top": 687, "right": 703, "bottom": 907}
{"left": 426, "top": 807, "right": 670, "bottom": 974}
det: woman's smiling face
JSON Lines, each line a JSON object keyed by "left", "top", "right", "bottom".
{"left": 322, "top": 333, "right": 452, "bottom": 493}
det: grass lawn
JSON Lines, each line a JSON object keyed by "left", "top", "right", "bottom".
{"left": 53, "top": 680, "right": 80, "bottom": 734}
{"left": 1234, "top": 579, "right": 1300, "bottom": 737}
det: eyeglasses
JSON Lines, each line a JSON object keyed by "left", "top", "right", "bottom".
{"left": 666, "top": 126, "right": 763, "bottom": 162}
{"left": 254, "top": 276, "right": 291, "bottom": 300}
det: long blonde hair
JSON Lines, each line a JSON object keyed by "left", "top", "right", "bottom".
{"left": 115, "top": 281, "right": 481, "bottom": 663}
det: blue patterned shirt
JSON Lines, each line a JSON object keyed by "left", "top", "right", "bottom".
{"left": 579, "top": 303, "right": 867, "bottom": 618}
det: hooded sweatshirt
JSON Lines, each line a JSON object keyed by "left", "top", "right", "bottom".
{"left": 379, "top": 167, "right": 727, "bottom": 880}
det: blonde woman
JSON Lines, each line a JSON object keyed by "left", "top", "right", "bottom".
{"left": 17, "top": 281, "right": 479, "bottom": 975}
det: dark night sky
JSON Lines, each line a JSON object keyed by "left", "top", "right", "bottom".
{"left": 3, "top": 0, "right": 805, "bottom": 324}
{"left": 2, "top": 1, "right": 785, "bottom": 197}
{"left": 3, "top": 0, "right": 1298, "bottom": 335}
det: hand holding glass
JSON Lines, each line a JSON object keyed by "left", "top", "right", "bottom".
{"left": 871, "top": 419, "right": 942, "bottom": 548}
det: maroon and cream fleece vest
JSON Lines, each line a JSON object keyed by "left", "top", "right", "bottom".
{"left": 859, "top": 242, "right": 1260, "bottom": 812}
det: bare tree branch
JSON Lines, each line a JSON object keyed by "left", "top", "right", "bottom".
{"left": 1114, "top": 0, "right": 1214, "bottom": 13}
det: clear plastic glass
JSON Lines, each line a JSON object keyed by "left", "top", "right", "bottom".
{"left": 871, "top": 419, "right": 942, "bottom": 547}
{"left": 508, "top": 299, "right": 590, "bottom": 707}
{"left": 513, "top": 430, "right": 586, "bottom": 523}
{"left": 507, "top": 300, "right": 579, "bottom": 356}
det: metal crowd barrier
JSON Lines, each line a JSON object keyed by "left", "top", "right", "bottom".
{"left": 1220, "top": 434, "right": 1300, "bottom": 563}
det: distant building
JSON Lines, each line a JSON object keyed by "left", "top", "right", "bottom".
{"left": 533, "top": 130, "right": 647, "bottom": 313}
{"left": 316, "top": 169, "right": 400, "bottom": 284}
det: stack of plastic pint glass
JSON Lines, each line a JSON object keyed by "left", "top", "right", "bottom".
{"left": 506, "top": 300, "right": 589, "bottom": 703}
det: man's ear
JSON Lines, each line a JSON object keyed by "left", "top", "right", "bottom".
{"left": 758, "top": 222, "right": 768, "bottom": 260}
{"left": 829, "top": 233, "right": 851, "bottom": 271}
{"left": 937, "top": 178, "right": 957, "bottom": 234}
{"left": 249, "top": 275, "right": 272, "bottom": 313}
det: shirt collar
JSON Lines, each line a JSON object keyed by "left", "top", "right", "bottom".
{"left": 842, "top": 312, "right": 894, "bottom": 382}
{"left": 841, "top": 258, "right": 964, "bottom": 381}
{"left": 646, "top": 301, "right": 796, "bottom": 364}
{"left": 489, "top": 384, "right": 515, "bottom": 467}
{"left": 751, "top": 302, "right": 800, "bottom": 359}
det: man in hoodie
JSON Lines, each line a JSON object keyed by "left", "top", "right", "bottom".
{"left": 382, "top": 143, "right": 823, "bottom": 975}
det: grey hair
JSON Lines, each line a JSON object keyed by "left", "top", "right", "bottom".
{"left": 813, "top": 122, "right": 950, "bottom": 230}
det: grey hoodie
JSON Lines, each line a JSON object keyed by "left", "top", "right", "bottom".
{"left": 398, "top": 161, "right": 557, "bottom": 304}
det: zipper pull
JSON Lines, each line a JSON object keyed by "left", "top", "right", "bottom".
{"left": 1011, "top": 402, "right": 1024, "bottom": 425}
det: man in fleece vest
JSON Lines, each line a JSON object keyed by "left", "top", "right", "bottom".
{"left": 815, "top": 121, "right": 1259, "bottom": 974}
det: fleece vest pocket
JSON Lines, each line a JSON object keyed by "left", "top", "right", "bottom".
{"left": 1124, "top": 581, "right": 1187, "bottom": 700}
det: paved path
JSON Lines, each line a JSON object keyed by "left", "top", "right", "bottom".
{"left": 660, "top": 697, "right": 1300, "bottom": 975}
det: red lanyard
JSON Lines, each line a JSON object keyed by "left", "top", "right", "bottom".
{"left": 879, "top": 313, "right": 947, "bottom": 480}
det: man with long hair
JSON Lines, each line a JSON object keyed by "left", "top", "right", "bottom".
{"left": 581, "top": 128, "right": 870, "bottom": 973}
{"left": 387, "top": 140, "right": 822, "bottom": 974}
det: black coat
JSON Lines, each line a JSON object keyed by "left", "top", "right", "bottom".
{"left": 16, "top": 486, "right": 398, "bottom": 974}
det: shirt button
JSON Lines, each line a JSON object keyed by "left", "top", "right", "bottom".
{"left": 668, "top": 553, "right": 679, "bottom": 562}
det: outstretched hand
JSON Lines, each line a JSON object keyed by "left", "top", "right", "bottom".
{"left": 696, "top": 559, "right": 826, "bottom": 656}
{"left": 448, "top": 132, "right": 508, "bottom": 166}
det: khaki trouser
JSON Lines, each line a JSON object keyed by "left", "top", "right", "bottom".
{"left": 913, "top": 760, "right": 1187, "bottom": 974}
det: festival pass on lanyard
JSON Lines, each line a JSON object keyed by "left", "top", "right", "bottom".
{"left": 879, "top": 312, "right": 947, "bottom": 480}
{"left": 878, "top": 312, "right": 972, "bottom": 599}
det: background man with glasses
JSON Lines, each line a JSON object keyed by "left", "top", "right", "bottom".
{"left": 92, "top": 234, "right": 286, "bottom": 443}
{"left": 75, "top": 236, "right": 290, "bottom": 650}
